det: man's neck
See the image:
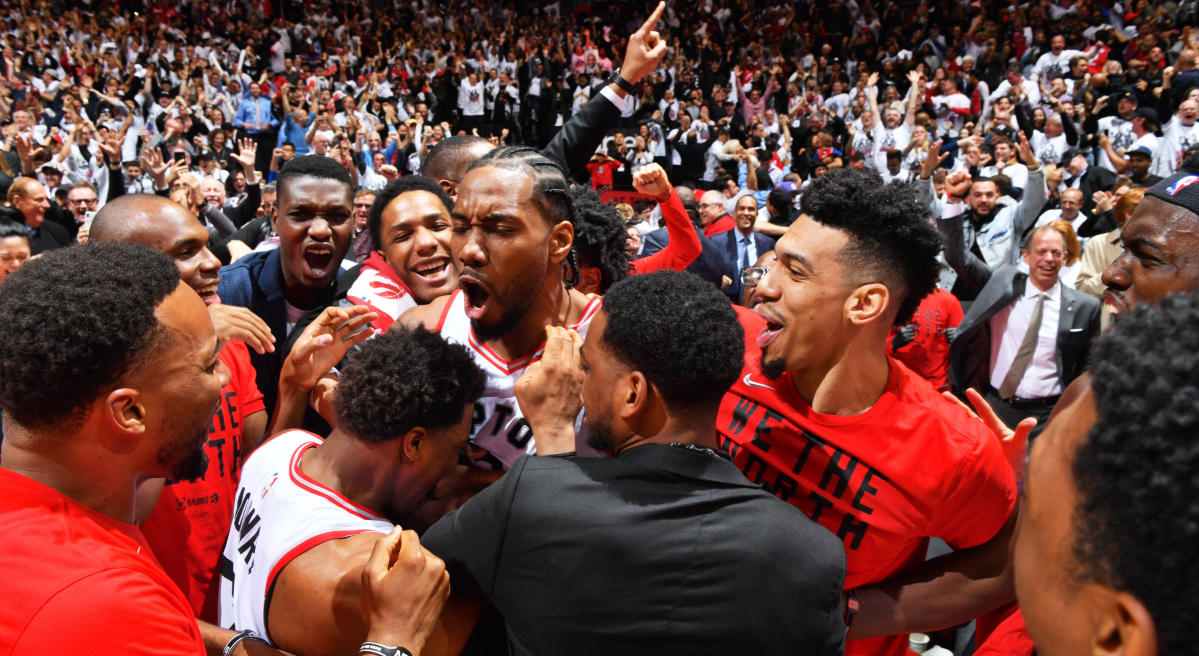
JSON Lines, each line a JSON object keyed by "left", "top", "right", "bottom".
{"left": 616, "top": 414, "right": 720, "bottom": 454}
{"left": 791, "top": 333, "right": 891, "bottom": 416}
{"left": 300, "top": 430, "right": 396, "bottom": 516}
{"left": 1, "top": 430, "right": 139, "bottom": 524}
{"left": 1029, "top": 276, "right": 1058, "bottom": 293}
{"left": 485, "top": 281, "right": 589, "bottom": 361}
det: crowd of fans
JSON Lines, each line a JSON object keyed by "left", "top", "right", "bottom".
{"left": 2, "top": 1, "right": 1199, "bottom": 656}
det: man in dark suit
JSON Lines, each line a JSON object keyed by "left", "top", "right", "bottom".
{"left": 1059, "top": 148, "right": 1119, "bottom": 236}
{"left": 710, "top": 195, "right": 776, "bottom": 303}
{"left": 0, "top": 177, "right": 70, "bottom": 254}
{"left": 640, "top": 198, "right": 734, "bottom": 287}
{"left": 423, "top": 272, "right": 846, "bottom": 656}
{"left": 950, "top": 224, "right": 1101, "bottom": 432}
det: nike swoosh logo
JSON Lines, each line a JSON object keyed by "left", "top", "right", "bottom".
{"left": 742, "top": 373, "right": 776, "bottom": 391}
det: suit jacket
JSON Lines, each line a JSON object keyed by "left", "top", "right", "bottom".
{"left": 543, "top": 90, "right": 620, "bottom": 183}
{"left": 949, "top": 265, "right": 1101, "bottom": 395}
{"left": 642, "top": 224, "right": 733, "bottom": 287}
{"left": 1071, "top": 165, "right": 1118, "bottom": 235}
{"left": 424, "top": 445, "right": 846, "bottom": 656}
{"left": 709, "top": 228, "right": 776, "bottom": 301}
{"left": 215, "top": 248, "right": 338, "bottom": 415}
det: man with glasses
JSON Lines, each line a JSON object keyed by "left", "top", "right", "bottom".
{"left": 698, "top": 189, "right": 735, "bottom": 236}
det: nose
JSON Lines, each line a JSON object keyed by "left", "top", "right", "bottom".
{"left": 1101, "top": 250, "right": 1130, "bottom": 290}
{"left": 198, "top": 246, "right": 221, "bottom": 274}
{"left": 413, "top": 226, "right": 439, "bottom": 256}
{"left": 455, "top": 227, "right": 488, "bottom": 269}
{"left": 308, "top": 216, "right": 332, "bottom": 240}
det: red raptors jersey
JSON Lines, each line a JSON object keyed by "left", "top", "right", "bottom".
{"left": 718, "top": 309, "right": 1016, "bottom": 656}
{"left": 142, "top": 339, "right": 266, "bottom": 623}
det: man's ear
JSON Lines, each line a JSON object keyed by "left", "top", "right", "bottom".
{"left": 401, "top": 427, "right": 426, "bottom": 463}
{"left": 577, "top": 265, "right": 603, "bottom": 295}
{"left": 1091, "top": 590, "right": 1160, "bottom": 656}
{"left": 846, "top": 283, "right": 890, "bottom": 326}
{"left": 549, "top": 220, "right": 574, "bottom": 265}
{"left": 101, "top": 388, "right": 146, "bottom": 454}
{"left": 438, "top": 179, "right": 456, "bottom": 198}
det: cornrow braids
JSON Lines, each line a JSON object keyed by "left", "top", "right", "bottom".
{"left": 468, "top": 146, "right": 579, "bottom": 286}
{"left": 467, "top": 146, "right": 576, "bottom": 229}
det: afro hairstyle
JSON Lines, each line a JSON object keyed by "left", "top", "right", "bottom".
{"left": 333, "top": 327, "right": 486, "bottom": 443}
{"left": 1073, "top": 290, "right": 1199, "bottom": 656}
{"left": 0, "top": 242, "right": 180, "bottom": 431}
{"left": 567, "top": 184, "right": 631, "bottom": 293}
{"left": 600, "top": 271, "right": 743, "bottom": 410}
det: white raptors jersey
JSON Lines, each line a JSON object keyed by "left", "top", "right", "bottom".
{"left": 218, "top": 430, "right": 392, "bottom": 642}
{"left": 436, "top": 289, "right": 604, "bottom": 470}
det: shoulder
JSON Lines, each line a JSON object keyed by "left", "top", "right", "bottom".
{"left": 395, "top": 291, "right": 454, "bottom": 331}
{"left": 1063, "top": 285, "right": 1101, "bottom": 313}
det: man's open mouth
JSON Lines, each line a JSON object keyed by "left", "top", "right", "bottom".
{"left": 411, "top": 257, "right": 451, "bottom": 284}
{"left": 303, "top": 245, "right": 336, "bottom": 277}
{"left": 460, "top": 276, "right": 491, "bottom": 320}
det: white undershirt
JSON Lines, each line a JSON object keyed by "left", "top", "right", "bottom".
{"left": 988, "top": 280, "right": 1063, "bottom": 398}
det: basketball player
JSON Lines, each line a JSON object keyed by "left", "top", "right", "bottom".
{"left": 401, "top": 147, "right": 671, "bottom": 469}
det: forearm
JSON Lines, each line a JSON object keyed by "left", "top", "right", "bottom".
{"left": 850, "top": 512, "right": 1017, "bottom": 638}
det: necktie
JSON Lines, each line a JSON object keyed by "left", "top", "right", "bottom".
{"left": 999, "top": 293, "right": 1045, "bottom": 400}
{"left": 739, "top": 236, "right": 750, "bottom": 270}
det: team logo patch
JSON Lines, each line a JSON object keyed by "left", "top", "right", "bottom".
{"left": 1166, "top": 175, "right": 1199, "bottom": 196}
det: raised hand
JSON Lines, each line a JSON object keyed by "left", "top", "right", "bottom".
{"left": 918, "top": 139, "right": 950, "bottom": 180}
{"left": 515, "top": 326, "right": 583, "bottom": 456}
{"left": 209, "top": 304, "right": 276, "bottom": 355}
{"left": 280, "top": 304, "right": 378, "bottom": 392}
{"left": 232, "top": 137, "right": 257, "bottom": 171}
{"left": 619, "top": 1, "right": 667, "bottom": 85}
{"left": 141, "top": 147, "right": 170, "bottom": 185}
{"left": 943, "top": 169, "right": 973, "bottom": 200}
{"left": 1016, "top": 131, "right": 1039, "bottom": 170}
{"left": 632, "top": 162, "right": 673, "bottom": 202}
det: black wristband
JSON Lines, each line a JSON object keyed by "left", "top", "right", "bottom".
{"left": 360, "top": 642, "right": 414, "bottom": 656}
{"left": 609, "top": 68, "right": 637, "bottom": 94}
{"left": 222, "top": 630, "right": 266, "bottom": 656}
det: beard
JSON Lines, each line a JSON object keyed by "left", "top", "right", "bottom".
{"left": 470, "top": 262, "right": 545, "bottom": 342}
{"left": 760, "top": 353, "right": 786, "bottom": 380}
{"left": 158, "top": 422, "right": 211, "bottom": 482}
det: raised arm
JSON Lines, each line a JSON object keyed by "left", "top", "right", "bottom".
{"left": 629, "top": 163, "right": 700, "bottom": 274}
{"left": 543, "top": 2, "right": 667, "bottom": 181}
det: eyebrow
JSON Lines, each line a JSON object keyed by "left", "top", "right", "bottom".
{"left": 778, "top": 249, "right": 814, "bottom": 272}
{"left": 1125, "top": 236, "right": 1165, "bottom": 257}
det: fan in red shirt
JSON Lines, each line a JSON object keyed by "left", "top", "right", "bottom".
{"left": 571, "top": 163, "right": 701, "bottom": 294}
{"left": 717, "top": 168, "right": 1017, "bottom": 656}
{"left": 886, "top": 287, "right": 963, "bottom": 391}
{"left": 90, "top": 195, "right": 271, "bottom": 624}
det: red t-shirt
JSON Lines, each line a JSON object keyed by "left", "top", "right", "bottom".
{"left": 718, "top": 309, "right": 1016, "bottom": 656}
{"left": 0, "top": 468, "right": 204, "bottom": 655}
{"left": 886, "top": 288, "right": 963, "bottom": 391}
{"left": 704, "top": 214, "right": 735, "bottom": 237}
{"left": 586, "top": 160, "right": 615, "bottom": 188}
{"left": 141, "top": 340, "right": 266, "bottom": 623}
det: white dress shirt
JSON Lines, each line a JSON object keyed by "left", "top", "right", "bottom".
{"left": 988, "top": 280, "right": 1063, "bottom": 398}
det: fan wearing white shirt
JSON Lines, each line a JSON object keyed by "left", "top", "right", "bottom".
{"left": 1032, "top": 35, "right": 1086, "bottom": 83}
{"left": 980, "top": 137, "right": 1030, "bottom": 195}
{"left": 1154, "top": 99, "right": 1199, "bottom": 177}
{"left": 989, "top": 64, "right": 1042, "bottom": 107}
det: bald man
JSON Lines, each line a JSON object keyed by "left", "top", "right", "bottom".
{"left": 90, "top": 194, "right": 272, "bottom": 622}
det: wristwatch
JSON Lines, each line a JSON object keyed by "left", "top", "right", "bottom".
{"left": 359, "top": 642, "right": 415, "bottom": 656}
{"left": 608, "top": 68, "right": 637, "bottom": 94}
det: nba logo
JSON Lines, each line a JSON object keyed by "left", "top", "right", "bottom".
{"left": 1166, "top": 175, "right": 1199, "bottom": 196}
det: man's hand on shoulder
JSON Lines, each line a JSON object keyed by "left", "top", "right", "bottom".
{"left": 210, "top": 303, "right": 276, "bottom": 354}
{"left": 396, "top": 294, "right": 452, "bottom": 331}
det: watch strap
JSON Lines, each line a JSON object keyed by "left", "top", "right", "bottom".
{"left": 610, "top": 68, "right": 637, "bottom": 94}
{"left": 222, "top": 630, "right": 265, "bottom": 656}
{"left": 360, "top": 642, "right": 415, "bottom": 656}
